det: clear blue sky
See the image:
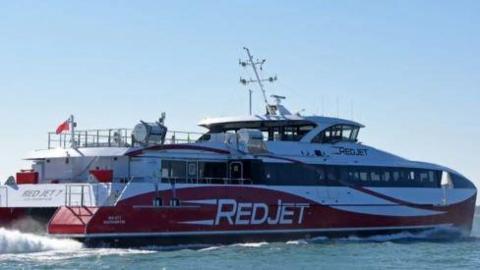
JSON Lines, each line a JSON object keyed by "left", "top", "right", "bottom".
{"left": 0, "top": 1, "right": 479, "bottom": 187}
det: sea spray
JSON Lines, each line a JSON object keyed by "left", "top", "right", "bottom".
{"left": 0, "top": 228, "right": 82, "bottom": 254}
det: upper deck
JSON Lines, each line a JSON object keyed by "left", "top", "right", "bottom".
{"left": 198, "top": 114, "right": 365, "bottom": 144}
{"left": 45, "top": 113, "right": 365, "bottom": 150}
{"left": 47, "top": 128, "right": 203, "bottom": 149}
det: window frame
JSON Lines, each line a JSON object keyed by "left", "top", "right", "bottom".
{"left": 311, "top": 124, "right": 360, "bottom": 144}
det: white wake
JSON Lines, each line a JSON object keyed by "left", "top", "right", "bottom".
{"left": 0, "top": 228, "right": 82, "bottom": 254}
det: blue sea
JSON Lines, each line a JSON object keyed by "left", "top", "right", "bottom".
{"left": 1, "top": 216, "right": 479, "bottom": 270}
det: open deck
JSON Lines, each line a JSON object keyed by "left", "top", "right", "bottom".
{"left": 47, "top": 128, "right": 203, "bottom": 149}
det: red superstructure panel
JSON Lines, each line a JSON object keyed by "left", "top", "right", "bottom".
{"left": 48, "top": 207, "right": 98, "bottom": 234}
{"left": 16, "top": 171, "right": 39, "bottom": 184}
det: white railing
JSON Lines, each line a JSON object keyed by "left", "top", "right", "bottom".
{"left": 65, "top": 184, "right": 94, "bottom": 207}
{"left": 48, "top": 129, "right": 203, "bottom": 149}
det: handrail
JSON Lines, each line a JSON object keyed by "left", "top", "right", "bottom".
{"left": 65, "top": 184, "right": 94, "bottom": 207}
{"left": 161, "top": 177, "right": 252, "bottom": 185}
{"left": 48, "top": 128, "right": 203, "bottom": 149}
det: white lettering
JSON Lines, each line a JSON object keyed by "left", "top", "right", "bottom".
{"left": 213, "top": 199, "right": 310, "bottom": 226}
{"left": 250, "top": 203, "right": 269, "bottom": 225}
{"left": 235, "top": 203, "right": 252, "bottom": 225}
{"left": 296, "top": 203, "right": 309, "bottom": 224}
{"left": 279, "top": 203, "right": 294, "bottom": 224}
{"left": 267, "top": 200, "right": 282, "bottom": 225}
{"left": 215, "top": 199, "right": 237, "bottom": 225}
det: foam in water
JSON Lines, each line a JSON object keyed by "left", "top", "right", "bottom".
{"left": 0, "top": 228, "right": 82, "bottom": 254}
{"left": 199, "top": 245, "right": 224, "bottom": 252}
{"left": 302, "top": 227, "right": 465, "bottom": 244}
{"left": 286, "top": 239, "right": 308, "bottom": 245}
{"left": 232, "top": 242, "right": 269, "bottom": 248}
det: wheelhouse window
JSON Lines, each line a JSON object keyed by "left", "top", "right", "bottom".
{"left": 203, "top": 121, "right": 316, "bottom": 142}
{"left": 312, "top": 124, "right": 360, "bottom": 144}
{"left": 277, "top": 125, "right": 315, "bottom": 141}
{"left": 197, "top": 133, "right": 211, "bottom": 142}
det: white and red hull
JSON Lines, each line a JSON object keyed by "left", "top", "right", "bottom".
{"left": 41, "top": 185, "right": 476, "bottom": 247}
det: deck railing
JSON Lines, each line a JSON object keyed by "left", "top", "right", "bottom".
{"left": 48, "top": 128, "right": 203, "bottom": 149}
{"left": 161, "top": 177, "right": 252, "bottom": 185}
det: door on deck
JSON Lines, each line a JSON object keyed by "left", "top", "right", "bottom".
{"left": 229, "top": 161, "right": 244, "bottom": 184}
{"left": 187, "top": 161, "right": 198, "bottom": 184}
{"left": 316, "top": 165, "right": 339, "bottom": 204}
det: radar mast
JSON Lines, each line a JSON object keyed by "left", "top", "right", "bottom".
{"left": 240, "top": 47, "right": 287, "bottom": 116}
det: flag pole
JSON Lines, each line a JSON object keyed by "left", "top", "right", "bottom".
{"left": 69, "top": 114, "right": 76, "bottom": 148}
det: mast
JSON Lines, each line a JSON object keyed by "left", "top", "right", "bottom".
{"left": 239, "top": 47, "right": 277, "bottom": 115}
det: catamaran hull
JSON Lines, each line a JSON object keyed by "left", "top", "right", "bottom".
{"left": 45, "top": 185, "right": 477, "bottom": 247}
{"left": 73, "top": 226, "right": 457, "bottom": 248}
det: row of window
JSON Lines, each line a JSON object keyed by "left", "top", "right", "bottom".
{"left": 262, "top": 163, "right": 442, "bottom": 187}
{"left": 159, "top": 159, "right": 451, "bottom": 188}
{"left": 264, "top": 125, "right": 315, "bottom": 142}
{"left": 162, "top": 160, "right": 228, "bottom": 180}
{"left": 342, "top": 167, "right": 439, "bottom": 184}
{"left": 204, "top": 121, "right": 361, "bottom": 144}
{"left": 205, "top": 121, "right": 316, "bottom": 142}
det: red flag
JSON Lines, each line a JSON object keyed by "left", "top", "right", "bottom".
{"left": 56, "top": 120, "right": 70, "bottom": 134}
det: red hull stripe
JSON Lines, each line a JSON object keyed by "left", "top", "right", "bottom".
{"left": 127, "top": 144, "right": 230, "bottom": 156}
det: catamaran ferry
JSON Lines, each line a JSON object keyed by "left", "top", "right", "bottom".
{"left": 0, "top": 48, "right": 476, "bottom": 246}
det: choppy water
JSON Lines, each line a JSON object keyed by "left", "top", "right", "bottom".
{"left": 1, "top": 217, "right": 480, "bottom": 270}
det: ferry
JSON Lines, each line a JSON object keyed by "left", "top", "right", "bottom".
{"left": 0, "top": 48, "right": 476, "bottom": 247}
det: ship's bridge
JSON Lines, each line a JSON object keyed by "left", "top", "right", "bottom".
{"left": 198, "top": 114, "right": 365, "bottom": 144}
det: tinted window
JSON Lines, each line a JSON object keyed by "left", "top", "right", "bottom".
{"left": 274, "top": 125, "right": 315, "bottom": 142}
{"left": 208, "top": 122, "right": 315, "bottom": 142}
{"left": 199, "top": 162, "right": 227, "bottom": 179}
{"left": 312, "top": 124, "right": 360, "bottom": 144}
{"left": 263, "top": 163, "right": 330, "bottom": 186}
{"left": 162, "top": 160, "right": 187, "bottom": 183}
{"left": 335, "top": 166, "right": 441, "bottom": 188}
{"left": 370, "top": 170, "right": 381, "bottom": 181}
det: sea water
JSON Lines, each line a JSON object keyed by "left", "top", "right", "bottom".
{"left": 0, "top": 217, "right": 479, "bottom": 270}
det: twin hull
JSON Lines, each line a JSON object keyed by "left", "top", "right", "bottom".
{"left": 1, "top": 183, "right": 475, "bottom": 246}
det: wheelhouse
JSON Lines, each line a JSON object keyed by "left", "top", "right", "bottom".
{"left": 198, "top": 115, "right": 364, "bottom": 144}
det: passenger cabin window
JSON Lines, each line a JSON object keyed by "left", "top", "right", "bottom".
{"left": 159, "top": 159, "right": 443, "bottom": 188}
{"left": 198, "top": 161, "right": 227, "bottom": 181}
{"left": 160, "top": 159, "right": 260, "bottom": 185}
{"left": 162, "top": 160, "right": 187, "bottom": 182}
{"left": 203, "top": 122, "right": 315, "bottom": 142}
{"left": 340, "top": 166, "right": 441, "bottom": 188}
{"left": 260, "top": 164, "right": 441, "bottom": 188}
{"left": 312, "top": 124, "right": 360, "bottom": 144}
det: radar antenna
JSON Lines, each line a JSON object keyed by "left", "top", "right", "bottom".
{"left": 239, "top": 47, "right": 278, "bottom": 115}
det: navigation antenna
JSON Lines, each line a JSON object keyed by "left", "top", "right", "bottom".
{"left": 239, "top": 47, "right": 278, "bottom": 115}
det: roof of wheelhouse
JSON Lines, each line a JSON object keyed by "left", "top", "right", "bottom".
{"left": 198, "top": 114, "right": 365, "bottom": 130}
